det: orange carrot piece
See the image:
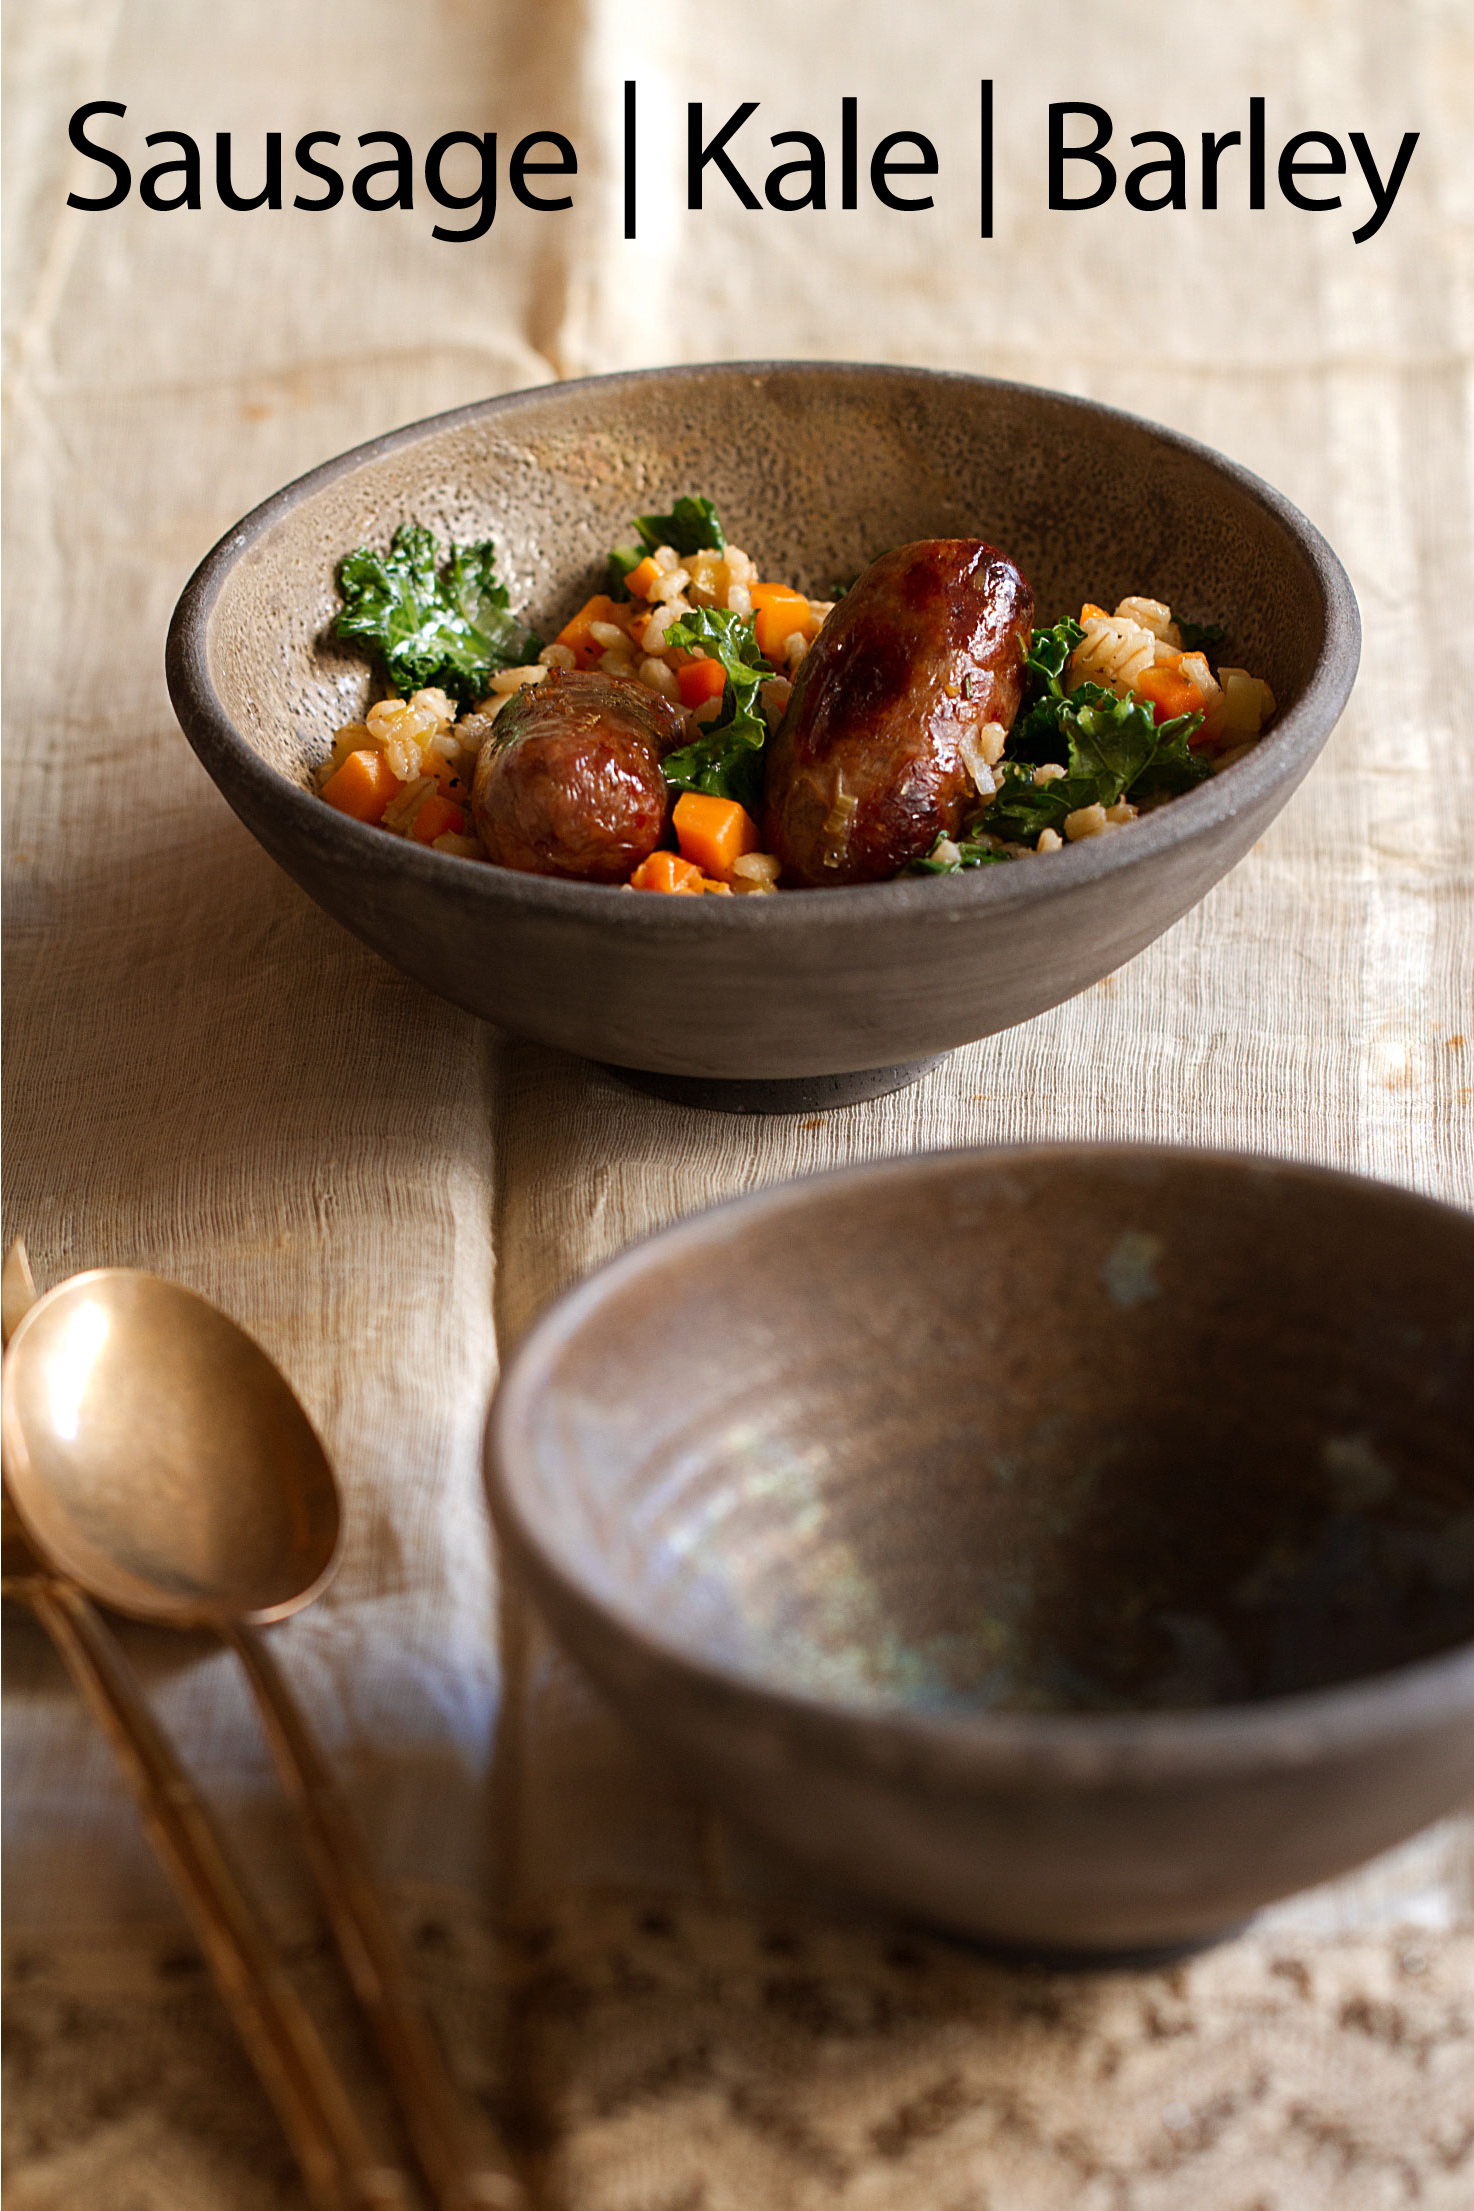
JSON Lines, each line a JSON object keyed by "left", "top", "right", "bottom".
{"left": 629, "top": 849, "right": 705, "bottom": 894}
{"left": 1080, "top": 601, "right": 1109, "bottom": 622}
{"left": 410, "top": 791, "right": 467, "bottom": 845}
{"left": 751, "top": 586, "right": 811, "bottom": 664}
{"left": 672, "top": 790, "right": 761, "bottom": 879}
{"left": 625, "top": 556, "right": 661, "bottom": 600}
{"left": 676, "top": 658, "right": 728, "bottom": 710}
{"left": 321, "top": 748, "right": 402, "bottom": 824}
{"left": 422, "top": 746, "right": 468, "bottom": 797}
{"left": 555, "top": 593, "right": 630, "bottom": 670}
{"left": 1134, "top": 663, "right": 1205, "bottom": 725}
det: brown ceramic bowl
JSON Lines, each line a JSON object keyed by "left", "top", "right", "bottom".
{"left": 487, "top": 1146, "right": 1474, "bottom": 1956}
{"left": 167, "top": 364, "right": 1359, "bottom": 1113}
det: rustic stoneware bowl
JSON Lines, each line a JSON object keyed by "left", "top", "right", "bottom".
{"left": 487, "top": 1146, "right": 1474, "bottom": 1956}
{"left": 167, "top": 364, "right": 1360, "bottom": 1113}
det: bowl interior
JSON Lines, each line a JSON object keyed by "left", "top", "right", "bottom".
{"left": 203, "top": 366, "right": 1333, "bottom": 792}
{"left": 504, "top": 1152, "right": 1474, "bottom": 1717}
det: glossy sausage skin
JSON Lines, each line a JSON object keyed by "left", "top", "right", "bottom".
{"left": 762, "top": 540, "right": 1034, "bottom": 887}
{"left": 472, "top": 668, "right": 685, "bottom": 883}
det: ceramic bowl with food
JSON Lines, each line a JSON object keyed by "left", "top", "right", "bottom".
{"left": 486, "top": 1146, "right": 1474, "bottom": 1955}
{"left": 166, "top": 365, "right": 1360, "bottom": 1111}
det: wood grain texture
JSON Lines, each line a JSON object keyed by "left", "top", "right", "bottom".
{"left": 3, "top": 0, "right": 1472, "bottom": 2201}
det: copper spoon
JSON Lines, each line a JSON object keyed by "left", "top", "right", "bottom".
{"left": 0, "top": 1258, "right": 523, "bottom": 2211}
{"left": 1, "top": 1245, "right": 401, "bottom": 2211}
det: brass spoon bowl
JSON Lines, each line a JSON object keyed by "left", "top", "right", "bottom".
{"left": 2, "top": 1268, "right": 521, "bottom": 2211}
{"left": 1, "top": 1269, "right": 339, "bottom": 1628}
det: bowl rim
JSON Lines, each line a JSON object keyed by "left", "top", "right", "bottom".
{"left": 166, "top": 359, "right": 1361, "bottom": 927}
{"left": 486, "top": 1140, "right": 1474, "bottom": 1788}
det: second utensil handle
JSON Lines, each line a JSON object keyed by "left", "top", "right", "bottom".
{"left": 228, "top": 1622, "right": 525, "bottom": 2211}
{"left": 25, "top": 1580, "right": 409, "bottom": 2211}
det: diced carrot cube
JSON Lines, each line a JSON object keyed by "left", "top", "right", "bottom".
{"left": 326, "top": 721, "right": 372, "bottom": 775}
{"left": 410, "top": 792, "right": 467, "bottom": 845}
{"left": 676, "top": 658, "right": 728, "bottom": 710}
{"left": 672, "top": 790, "right": 762, "bottom": 881}
{"left": 751, "top": 583, "right": 811, "bottom": 664}
{"left": 1134, "top": 663, "right": 1205, "bottom": 725}
{"left": 1080, "top": 602, "right": 1109, "bottom": 622}
{"left": 422, "top": 746, "right": 468, "bottom": 797}
{"left": 321, "top": 748, "right": 402, "bottom": 824}
{"left": 629, "top": 849, "right": 705, "bottom": 894}
{"left": 555, "top": 594, "right": 630, "bottom": 670}
{"left": 626, "top": 556, "right": 662, "bottom": 600}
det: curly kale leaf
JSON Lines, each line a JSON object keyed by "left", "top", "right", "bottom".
{"left": 980, "top": 613, "right": 1211, "bottom": 844}
{"left": 334, "top": 524, "right": 541, "bottom": 706}
{"left": 1009, "top": 613, "right": 1172, "bottom": 797}
{"left": 640, "top": 495, "right": 727, "bottom": 557}
{"left": 1064, "top": 684, "right": 1166, "bottom": 794}
{"left": 982, "top": 763, "right": 1099, "bottom": 846}
{"left": 608, "top": 495, "right": 727, "bottom": 595}
{"left": 983, "top": 689, "right": 1209, "bottom": 844}
{"left": 658, "top": 606, "right": 769, "bottom": 814}
{"left": 1128, "top": 710, "right": 1214, "bottom": 804}
{"left": 606, "top": 545, "right": 646, "bottom": 598}
{"left": 1027, "top": 614, "right": 1085, "bottom": 691}
{"left": 907, "top": 832, "right": 1014, "bottom": 875}
{"left": 1007, "top": 616, "right": 1085, "bottom": 765}
{"left": 981, "top": 765, "right": 1074, "bottom": 840}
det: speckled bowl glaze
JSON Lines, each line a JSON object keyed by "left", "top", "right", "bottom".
{"left": 167, "top": 365, "right": 1360, "bottom": 1111}
{"left": 487, "top": 1146, "right": 1474, "bottom": 1956}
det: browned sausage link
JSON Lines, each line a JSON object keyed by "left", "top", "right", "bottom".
{"left": 472, "top": 668, "right": 685, "bottom": 883}
{"left": 762, "top": 540, "right": 1034, "bottom": 887}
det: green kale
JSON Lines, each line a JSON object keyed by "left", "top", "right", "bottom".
{"left": 982, "top": 762, "right": 1096, "bottom": 846}
{"left": 986, "top": 683, "right": 1209, "bottom": 842}
{"left": 1129, "top": 711, "right": 1213, "bottom": 803}
{"left": 334, "top": 524, "right": 541, "bottom": 706}
{"left": 1064, "top": 684, "right": 1165, "bottom": 793}
{"left": 640, "top": 495, "right": 727, "bottom": 556}
{"left": 1177, "top": 618, "right": 1227, "bottom": 652}
{"left": 1026, "top": 614, "right": 1086, "bottom": 690}
{"left": 658, "top": 606, "right": 769, "bottom": 814}
{"left": 608, "top": 495, "right": 727, "bottom": 595}
{"left": 606, "top": 544, "right": 646, "bottom": 598}
{"left": 1007, "top": 616, "right": 1085, "bottom": 764}
{"left": 982, "top": 610, "right": 1211, "bottom": 846}
{"left": 907, "top": 831, "right": 1014, "bottom": 874}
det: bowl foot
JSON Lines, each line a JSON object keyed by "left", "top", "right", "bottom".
{"left": 599, "top": 1056, "right": 947, "bottom": 1115}
{"left": 928, "top": 1920, "right": 1250, "bottom": 1973}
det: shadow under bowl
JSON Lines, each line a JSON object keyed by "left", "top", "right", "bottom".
{"left": 166, "top": 363, "right": 1359, "bottom": 1112}
{"left": 487, "top": 1146, "right": 1474, "bottom": 1954}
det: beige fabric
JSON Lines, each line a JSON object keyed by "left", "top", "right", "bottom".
{"left": 3, "top": 0, "right": 1472, "bottom": 2203}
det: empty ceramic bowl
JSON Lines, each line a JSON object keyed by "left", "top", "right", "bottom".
{"left": 167, "top": 364, "right": 1359, "bottom": 1112}
{"left": 486, "top": 1146, "right": 1474, "bottom": 1955}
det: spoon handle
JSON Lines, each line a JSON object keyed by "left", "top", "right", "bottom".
{"left": 17, "top": 1576, "right": 411, "bottom": 2211}
{"left": 228, "top": 1622, "right": 526, "bottom": 2211}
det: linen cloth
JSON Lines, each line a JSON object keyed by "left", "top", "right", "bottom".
{"left": 4, "top": 0, "right": 1472, "bottom": 2202}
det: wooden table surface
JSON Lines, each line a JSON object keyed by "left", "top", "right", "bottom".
{"left": 4, "top": 1, "right": 1472, "bottom": 2202}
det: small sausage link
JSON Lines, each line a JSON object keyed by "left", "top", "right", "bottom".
{"left": 472, "top": 668, "right": 685, "bottom": 883}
